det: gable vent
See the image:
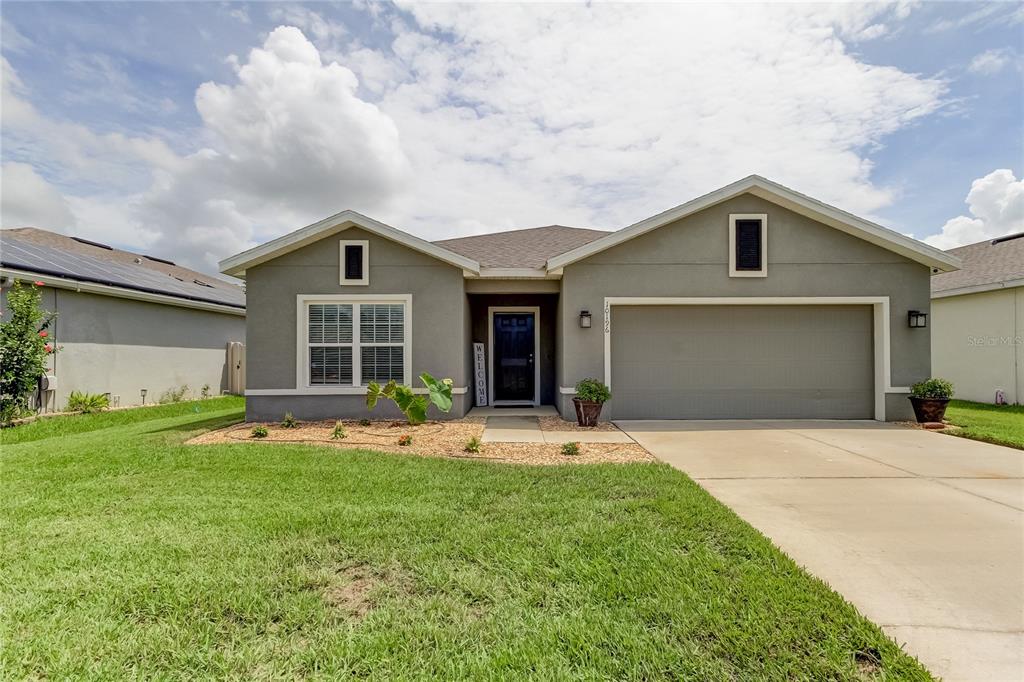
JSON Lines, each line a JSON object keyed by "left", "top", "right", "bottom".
{"left": 735, "top": 219, "right": 762, "bottom": 270}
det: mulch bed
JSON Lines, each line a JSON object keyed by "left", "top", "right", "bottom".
{"left": 187, "top": 418, "right": 653, "bottom": 465}
{"left": 537, "top": 416, "right": 620, "bottom": 432}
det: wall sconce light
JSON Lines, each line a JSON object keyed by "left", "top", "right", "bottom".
{"left": 579, "top": 310, "right": 592, "bottom": 328}
{"left": 140, "top": 388, "right": 148, "bottom": 404}
{"left": 907, "top": 310, "right": 928, "bottom": 328}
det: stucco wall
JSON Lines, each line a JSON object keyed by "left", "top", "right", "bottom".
{"left": 244, "top": 226, "right": 469, "bottom": 421}
{"left": 558, "top": 193, "right": 933, "bottom": 420}
{"left": 932, "top": 287, "right": 1022, "bottom": 404}
{"left": 2, "top": 285, "right": 245, "bottom": 410}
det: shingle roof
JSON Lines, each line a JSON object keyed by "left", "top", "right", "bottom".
{"left": 1, "top": 227, "right": 245, "bottom": 309}
{"left": 931, "top": 233, "right": 1024, "bottom": 296}
{"left": 434, "top": 225, "right": 610, "bottom": 269}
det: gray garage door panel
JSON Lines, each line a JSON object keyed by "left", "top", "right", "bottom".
{"left": 610, "top": 305, "right": 874, "bottom": 419}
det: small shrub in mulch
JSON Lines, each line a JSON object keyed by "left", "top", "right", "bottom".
{"left": 561, "top": 441, "right": 581, "bottom": 456}
{"left": 251, "top": 425, "right": 268, "bottom": 439}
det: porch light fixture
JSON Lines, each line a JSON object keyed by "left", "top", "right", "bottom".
{"left": 579, "top": 310, "right": 592, "bottom": 329}
{"left": 907, "top": 310, "right": 928, "bottom": 328}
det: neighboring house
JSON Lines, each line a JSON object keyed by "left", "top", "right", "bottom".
{"left": 221, "top": 175, "right": 959, "bottom": 423}
{"left": 0, "top": 228, "right": 246, "bottom": 411}
{"left": 931, "top": 232, "right": 1023, "bottom": 404}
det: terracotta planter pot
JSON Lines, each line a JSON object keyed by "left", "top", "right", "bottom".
{"left": 572, "top": 398, "right": 603, "bottom": 427}
{"left": 908, "top": 396, "right": 950, "bottom": 424}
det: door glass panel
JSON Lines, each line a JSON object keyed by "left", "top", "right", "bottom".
{"left": 493, "top": 313, "right": 535, "bottom": 401}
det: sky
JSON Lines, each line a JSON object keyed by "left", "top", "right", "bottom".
{"left": 1, "top": 1, "right": 1022, "bottom": 275}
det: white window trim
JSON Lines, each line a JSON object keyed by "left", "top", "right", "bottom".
{"left": 601, "top": 296, "right": 910, "bottom": 422}
{"left": 295, "top": 294, "right": 411, "bottom": 392}
{"left": 488, "top": 306, "right": 541, "bottom": 406}
{"left": 339, "top": 240, "right": 370, "bottom": 286}
{"left": 729, "top": 213, "right": 768, "bottom": 278}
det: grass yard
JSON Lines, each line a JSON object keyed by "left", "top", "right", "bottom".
{"left": 1, "top": 402, "right": 931, "bottom": 680}
{"left": 944, "top": 399, "right": 1024, "bottom": 450}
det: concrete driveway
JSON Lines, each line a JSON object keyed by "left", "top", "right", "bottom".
{"left": 618, "top": 420, "right": 1024, "bottom": 682}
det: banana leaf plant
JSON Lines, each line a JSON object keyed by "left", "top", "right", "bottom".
{"left": 365, "top": 372, "right": 454, "bottom": 425}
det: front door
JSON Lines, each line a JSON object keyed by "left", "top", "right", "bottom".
{"left": 492, "top": 312, "right": 536, "bottom": 403}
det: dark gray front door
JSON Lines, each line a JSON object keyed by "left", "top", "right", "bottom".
{"left": 493, "top": 312, "right": 535, "bottom": 402}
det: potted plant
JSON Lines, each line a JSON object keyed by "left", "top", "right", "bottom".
{"left": 572, "top": 378, "right": 611, "bottom": 427}
{"left": 908, "top": 378, "right": 954, "bottom": 423}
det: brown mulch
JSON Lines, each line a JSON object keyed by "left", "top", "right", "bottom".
{"left": 480, "top": 442, "right": 652, "bottom": 465}
{"left": 187, "top": 418, "right": 652, "bottom": 465}
{"left": 538, "top": 416, "right": 620, "bottom": 432}
{"left": 895, "top": 420, "right": 952, "bottom": 431}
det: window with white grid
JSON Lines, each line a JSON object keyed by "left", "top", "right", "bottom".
{"left": 305, "top": 300, "right": 407, "bottom": 386}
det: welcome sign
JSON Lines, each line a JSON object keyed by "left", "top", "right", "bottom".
{"left": 473, "top": 342, "right": 487, "bottom": 406}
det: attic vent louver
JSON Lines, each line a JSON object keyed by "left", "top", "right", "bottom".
{"left": 145, "top": 255, "right": 176, "bottom": 265}
{"left": 991, "top": 232, "right": 1024, "bottom": 245}
{"left": 71, "top": 236, "right": 113, "bottom": 250}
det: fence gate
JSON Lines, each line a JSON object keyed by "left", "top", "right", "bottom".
{"left": 227, "top": 341, "right": 246, "bottom": 395}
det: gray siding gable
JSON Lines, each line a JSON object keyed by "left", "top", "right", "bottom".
{"left": 559, "top": 193, "right": 932, "bottom": 421}
{"left": 245, "top": 226, "right": 468, "bottom": 395}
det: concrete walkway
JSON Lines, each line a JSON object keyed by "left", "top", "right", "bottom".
{"left": 482, "top": 416, "right": 633, "bottom": 444}
{"left": 618, "top": 420, "right": 1024, "bottom": 682}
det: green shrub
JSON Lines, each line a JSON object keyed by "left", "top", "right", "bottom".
{"left": 160, "top": 385, "right": 190, "bottom": 403}
{"left": 464, "top": 436, "right": 482, "bottom": 453}
{"left": 366, "top": 372, "right": 454, "bottom": 425}
{"left": 251, "top": 425, "right": 268, "bottom": 438}
{"left": 66, "top": 391, "right": 109, "bottom": 414}
{"left": 281, "top": 412, "right": 298, "bottom": 428}
{"left": 331, "top": 421, "right": 347, "bottom": 440}
{"left": 575, "top": 378, "right": 611, "bottom": 404}
{"left": 398, "top": 434, "right": 413, "bottom": 446}
{"left": 561, "top": 441, "right": 581, "bottom": 456}
{"left": 200, "top": 384, "right": 211, "bottom": 399}
{"left": 0, "top": 281, "right": 57, "bottom": 424}
{"left": 910, "top": 378, "right": 954, "bottom": 399}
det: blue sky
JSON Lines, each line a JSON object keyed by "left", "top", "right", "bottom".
{"left": 1, "top": 1, "right": 1021, "bottom": 272}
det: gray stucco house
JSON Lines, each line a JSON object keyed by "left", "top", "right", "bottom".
{"left": 931, "top": 232, "right": 1023, "bottom": 404}
{"left": 1, "top": 228, "right": 246, "bottom": 411}
{"left": 221, "top": 175, "right": 960, "bottom": 423}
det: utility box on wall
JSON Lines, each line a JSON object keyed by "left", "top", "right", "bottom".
{"left": 227, "top": 342, "right": 246, "bottom": 395}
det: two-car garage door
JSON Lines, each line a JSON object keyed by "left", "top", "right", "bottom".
{"left": 610, "top": 305, "right": 874, "bottom": 419}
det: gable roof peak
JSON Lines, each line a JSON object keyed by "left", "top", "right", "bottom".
{"left": 546, "top": 175, "right": 961, "bottom": 273}
{"left": 219, "top": 209, "right": 480, "bottom": 278}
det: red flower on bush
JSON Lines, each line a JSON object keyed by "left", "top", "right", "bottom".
{"left": 44, "top": 343, "right": 53, "bottom": 354}
{"left": 33, "top": 281, "right": 44, "bottom": 287}
{"left": 38, "top": 330, "right": 48, "bottom": 338}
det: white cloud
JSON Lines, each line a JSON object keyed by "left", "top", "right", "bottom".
{"left": 0, "top": 16, "right": 31, "bottom": 53}
{"left": 926, "top": 3, "right": 1024, "bottom": 34}
{"left": 139, "top": 25, "right": 411, "bottom": 269}
{"left": 0, "top": 162, "right": 76, "bottom": 230}
{"left": 2, "top": 5, "right": 951, "bottom": 272}
{"left": 268, "top": 6, "right": 347, "bottom": 42}
{"left": 925, "top": 169, "right": 1024, "bottom": 249}
{"left": 368, "top": 2, "right": 945, "bottom": 232}
{"left": 968, "top": 48, "right": 1013, "bottom": 75}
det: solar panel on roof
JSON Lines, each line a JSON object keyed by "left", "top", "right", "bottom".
{"left": 0, "top": 236, "right": 244, "bottom": 308}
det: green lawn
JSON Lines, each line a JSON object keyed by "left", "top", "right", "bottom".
{"left": 944, "top": 399, "right": 1024, "bottom": 450}
{"left": 1, "top": 403, "right": 931, "bottom": 680}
